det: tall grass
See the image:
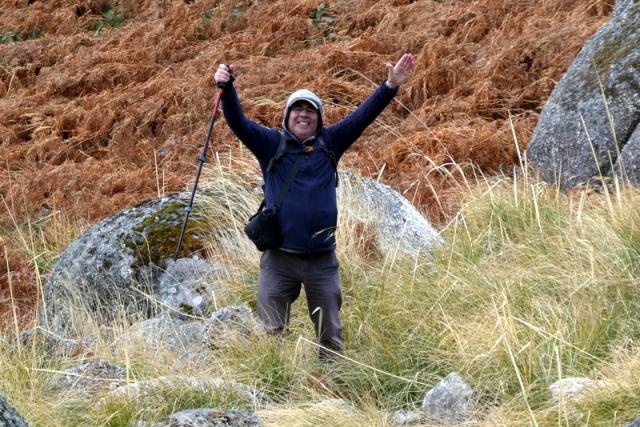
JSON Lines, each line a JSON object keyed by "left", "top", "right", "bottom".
{"left": 1, "top": 162, "right": 639, "bottom": 425}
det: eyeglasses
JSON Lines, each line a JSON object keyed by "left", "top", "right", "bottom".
{"left": 291, "top": 105, "right": 317, "bottom": 114}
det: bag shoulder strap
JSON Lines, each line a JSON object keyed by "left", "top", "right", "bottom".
{"left": 261, "top": 132, "right": 305, "bottom": 210}
{"left": 273, "top": 155, "right": 304, "bottom": 209}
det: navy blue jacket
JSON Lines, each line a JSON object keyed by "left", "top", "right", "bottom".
{"left": 221, "top": 81, "right": 398, "bottom": 253}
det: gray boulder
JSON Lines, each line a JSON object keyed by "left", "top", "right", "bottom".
{"left": 43, "top": 191, "right": 229, "bottom": 333}
{"left": 0, "top": 394, "right": 29, "bottom": 427}
{"left": 150, "top": 409, "right": 262, "bottom": 426}
{"left": 338, "top": 171, "right": 442, "bottom": 256}
{"left": 421, "top": 372, "right": 474, "bottom": 423}
{"left": 527, "top": 0, "right": 640, "bottom": 187}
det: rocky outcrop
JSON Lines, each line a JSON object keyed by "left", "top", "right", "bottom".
{"left": 527, "top": 0, "right": 640, "bottom": 187}
{"left": 42, "top": 171, "right": 441, "bottom": 334}
{"left": 0, "top": 394, "right": 29, "bottom": 427}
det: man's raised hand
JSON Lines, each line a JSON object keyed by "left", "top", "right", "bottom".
{"left": 386, "top": 53, "right": 416, "bottom": 89}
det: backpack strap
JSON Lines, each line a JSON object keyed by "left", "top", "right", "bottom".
{"left": 266, "top": 133, "right": 339, "bottom": 186}
{"left": 266, "top": 132, "right": 288, "bottom": 174}
{"left": 312, "top": 136, "right": 339, "bottom": 187}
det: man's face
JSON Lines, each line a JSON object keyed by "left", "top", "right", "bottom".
{"left": 288, "top": 101, "right": 318, "bottom": 141}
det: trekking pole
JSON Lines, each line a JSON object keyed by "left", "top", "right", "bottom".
{"left": 174, "top": 80, "right": 226, "bottom": 259}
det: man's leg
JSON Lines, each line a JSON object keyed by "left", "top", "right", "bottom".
{"left": 257, "top": 249, "right": 302, "bottom": 333}
{"left": 302, "top": 251, "right": 344, "bottom": 358}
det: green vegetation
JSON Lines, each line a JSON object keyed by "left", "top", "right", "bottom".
{"left": 123, "top": 198, "right": 208, "bottom": 267}
{"left": 0, "top": 28, "right": 43, "bottom": 44}
{"left": 84, "top": 5, "right": 125, "bottom": 34}
{"left": 2, "top": 165, "right": 640, "bottom": 425}
{"left": 196, "top": 10, "right": 213, "bottom": 41}
{"left": 309, "top": 3, "right": 337, "bottom": 44}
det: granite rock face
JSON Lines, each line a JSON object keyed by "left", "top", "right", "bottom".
{"left": 527, "top": 0, "right": 640, "bottom": 187}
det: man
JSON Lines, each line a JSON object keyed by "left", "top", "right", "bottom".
{"left": 214, "top": 54, "right": 415, "bottom": 358}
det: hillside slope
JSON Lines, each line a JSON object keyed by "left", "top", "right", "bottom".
{"left": 0, "top": 0, "right": 614, "bottom": 325}
{"left": 1, "top": 0, "right": 613, "bottom": 222}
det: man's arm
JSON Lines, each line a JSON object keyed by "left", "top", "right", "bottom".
{"left": 215, "top": 64, "right": 276, "bottom": 160}
{"left": 326, "top": 54, "right": 416, "bottom": 156}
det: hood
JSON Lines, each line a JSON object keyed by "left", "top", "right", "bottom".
{"left": 282, "top": 89, "right": 324, "bottom": 135}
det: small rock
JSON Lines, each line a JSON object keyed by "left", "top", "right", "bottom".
{"left": 150, "top": 409, "right": 262, "bottom": 426}
{"left": 49, "top": 359, "right": 126, "bottom": 397}
{"left": 421, "top": 372, "right": 474, "bottom": 423}
{"left": 392, "top": 409, "right": 423, "bottom": 425}
{"left": 549, "top": 377, "right": 614, "bottom": 402}
{"left": 203, "top": 306, "right": 263, "bottom": 348}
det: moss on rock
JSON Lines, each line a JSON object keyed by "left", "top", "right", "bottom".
{"left": 123, "top": 198, "right": 209, "bottom": 268}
